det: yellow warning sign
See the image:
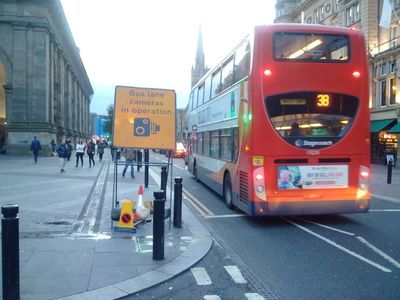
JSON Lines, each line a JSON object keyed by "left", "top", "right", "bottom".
{"left": 253, "top": 156, "right": 264, "bottom": 166}
{"left": 113, "top": 86, "right": 176, "bottom": 149}
{"left": 117, "top": 201, "right": 134, "bottom": 230}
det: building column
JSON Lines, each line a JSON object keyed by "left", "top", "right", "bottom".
{"left": 11, "top": 22, "right": 28, "bottom": 123}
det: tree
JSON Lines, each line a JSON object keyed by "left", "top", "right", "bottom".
{"left": 102, "top": 104, "right": 114, "bottom": 138}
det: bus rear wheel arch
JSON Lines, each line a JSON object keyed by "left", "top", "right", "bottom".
{"left": 223, "top": 171, "right": 234, "bottom": 210}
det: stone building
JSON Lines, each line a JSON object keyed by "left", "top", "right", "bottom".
{"left": 0, "top": 0, "right": 93, "bottom": 155}
{"left": 274, "top": 0, "right": 400, "bottom": 164}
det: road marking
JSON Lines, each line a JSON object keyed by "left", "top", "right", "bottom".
{"left": 191, "top": 267, "right": 212, "bottom": 285}
{"left": 174, "top": 165, "right": 185, "bottom": 170}
{"left": 204, "top": 296, "right": 221, "bottom": 300}
{"left": 183, "top": 188, "right": 214, "bottom": 216}
{"left": 282, "top": 217, "right": 392, "bottom": 273}
{"left": 184, "top": 196, "right": 207, "bottom": 216}
{"left": 369, "top": 209, "right": 400, "bottom": 212}
{"left": 292, "top": 217, "right": 355, "bottom": 236}
{"left": 224, "top": 265, "right": 247, "bottom": 283}
{"left": 245, "top": 293, "right": 266, "bottom": 300}
{"left": 357, "top": 236, "right": 400, "bottom": 268}
{"left": 205, "top": 214, "right": 247, "bottom": 219}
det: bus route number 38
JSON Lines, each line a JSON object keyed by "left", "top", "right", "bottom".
{"left": 317, "top": 94, "right": 330, "bottom": 107}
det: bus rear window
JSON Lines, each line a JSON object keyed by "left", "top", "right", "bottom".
{"left": 266, "top": 92, "right": 358, "bottom": 144}
{"left": 274, "top": 32, "right": 349, "bottom": 61}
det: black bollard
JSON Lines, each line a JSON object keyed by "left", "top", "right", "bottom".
{"left": 2, "top": 205, "right": 20, "bottom": 300}
{"left": 153, "top": 190, "right": 165, "bottom": 261}
{"left": 144, "top": 149, "right": 149, "bottom": 188}
{"left": 161, "top": 166, "right": 167, "bottom": 201}
{"left": 387, "top": 160, "right": 393, "bottom": 184}
{"left": 137, "top": 149, "right": 142, "bottom": 171}
{"left": 173, "top": 177, "right": 183, "bottom": 228}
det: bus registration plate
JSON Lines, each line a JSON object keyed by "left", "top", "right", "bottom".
{"left": 306, "top": 150, "right": 320, "bottom": 155}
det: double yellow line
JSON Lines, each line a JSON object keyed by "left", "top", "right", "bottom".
{"left": 183, "top": 188, "right": 214, "bottom": 216}
{"left": 150, "top": 166, "right": 214, "bottom": 216}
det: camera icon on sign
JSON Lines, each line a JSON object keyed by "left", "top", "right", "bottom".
{"left": 134, "top": 118, "right": 160, "bottom": 137}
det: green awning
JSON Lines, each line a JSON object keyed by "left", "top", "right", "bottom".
{"left": 387, "top": 122, "right": 400, "bottom": 133}
{"left": 370, "top": 119, "right": 396, "bottom": 133}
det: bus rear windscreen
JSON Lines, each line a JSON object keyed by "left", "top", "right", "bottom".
{"left": 266, "top": 92, "right": 359, "bottom": 147}
{"left": 274, "top": 32, "right": 350, "bottom": 61}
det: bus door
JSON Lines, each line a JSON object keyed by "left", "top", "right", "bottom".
{"left": 188, "top": 135, "right": 194, "bottom": 174}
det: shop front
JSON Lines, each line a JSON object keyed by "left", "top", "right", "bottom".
{"left": 371, "top": 119, "right": 398, "bottom": 165}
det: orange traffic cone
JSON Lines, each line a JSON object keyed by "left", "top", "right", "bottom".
{"left": 133, "top": 185, "right": 144, "bottom": 221}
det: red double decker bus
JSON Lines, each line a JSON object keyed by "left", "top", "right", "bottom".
{"left": 187, "top": 24, "right": 370, "bottom": 216}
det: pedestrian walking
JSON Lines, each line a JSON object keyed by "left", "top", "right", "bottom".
{"left": 66, "top": 136, "right": 72, "bottom": 161}
{"left": 75, "top": 139, "right": 85, "bottom": 167}
{"left": 30, "top": 136, "right": 41, "bottom": 164}
{"left": 97, "top": 140, "right": 106, "bottom": 162}
{"left": 87, "top": 139, "right": 96, "bottom": 167}
{"left": 122, "top": 147, "right": 136, "bottom": 178}
{"left": 50, "top": 139, "right": 56, "bottom": 152}
{"left": 55, "top": 138, "right": 70, "bottom": 173}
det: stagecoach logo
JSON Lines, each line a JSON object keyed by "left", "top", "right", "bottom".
{"left": 295, "top": 139, "right": 303, "bottom": 147}
{"left": 295, "top": 140, "right": 333, "bottom": 147}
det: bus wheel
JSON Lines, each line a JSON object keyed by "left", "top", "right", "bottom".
{"left": 224, "top": 173, "right": 234, "bottom": 210}
{"left": 194, "top": 164, "right": 199, "bottom": 182}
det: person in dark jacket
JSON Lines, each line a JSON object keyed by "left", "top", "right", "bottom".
{"left": 30, "top": 136, "right": 42, "bottom": 164}
{"left": 65, "top": 136, "right": 72, "bottom": 161}
{"left": 56, "top": 138, "right": 70, "bottom": 173}
{"left": 87, "top": 139, "right": 96, "bottom": 168}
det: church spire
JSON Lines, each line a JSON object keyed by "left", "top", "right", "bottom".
{"left": 191, "top": 23, "right": 207, "bottom": 88}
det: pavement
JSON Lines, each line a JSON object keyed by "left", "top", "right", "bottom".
{"left": 0, "top": 150, "right": 212, "bottom": 300}
{"left": 0, "top": 151, "right": 400, "bottom": 300}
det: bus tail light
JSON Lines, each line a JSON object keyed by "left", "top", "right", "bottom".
{"left": 264, "top": 69, "right": 272, "bottom": 77}
{"left": 353, "top": 71, "right": 360, "bottom": 78}
{"left": 253, "top": 167, "right": 266, "bottom": 201}
{"left": 357, "top": 165, "right": 370, "bottom": 199}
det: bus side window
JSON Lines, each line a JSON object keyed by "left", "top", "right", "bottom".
{"left": 203, "top": 131, "right": 210, "bottom": 156}
{"left": 210, "top": 130, "right": 219, "bottom": 158}
{"left": 220, "top": 128, "right": 232, "bottom": 161}
{"left": 221, "top": 58, "right": 234, "bottom": 92}
{"left": 204, "top": 76, "right": 211, "bottom": 103}
{"left": 211, "top": 70, "right": 221, "bottom": 98}
{"left": 197, "top": 132, "right": 203, "bottom": 155}
{"left": 198, "top": 85, "right": 204, "bottom": 107}
{"left": 232, "top": 127, "right": 239, "bottom": 162}
{"left": 189, "top": 92, "right": 193, "bottom": 111}
{"left": 233, "top": 40, "right": 251, "bottom": 83}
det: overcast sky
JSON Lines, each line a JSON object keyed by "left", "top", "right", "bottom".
{"left": 60, "top": 0, "right": 276, "bottom": 115}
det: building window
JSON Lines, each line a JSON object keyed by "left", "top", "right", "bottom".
{"left": 390, "top": 78, "right": 397, "bottom": 105}
{"left": 391, "top": 26, "right": 398, "bottom": 48}
{"left": 391, "top": 62, "right": 397, "bottom": 73}
{"left": 334, "top": 0, "right": 339, "bottom": 12}
{"left": 354, "top": 3, "right": 360, "bottom": 22}
{"left": 314, "top": 9, "right": 319, "bottom": 23}
{"left": 380, "top": 80, "right": 387, "bottom": 107}
{"left": 320, "top": 6, "right": 324, "bottom": 21}
{"left": 277, "top": 7, "right": 284, "bottom": 17}
{"left": 382, "top": 65, "right": 387, "bottom": 76}
{"left": 346, "top": 2, "right": 360, "bottom": 26}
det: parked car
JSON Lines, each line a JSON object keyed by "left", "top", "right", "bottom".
{"left": 166, "top": 143, "right": 186, "bottom": 158}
